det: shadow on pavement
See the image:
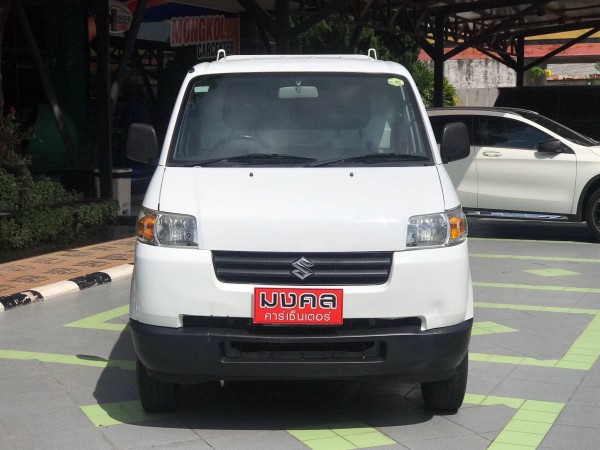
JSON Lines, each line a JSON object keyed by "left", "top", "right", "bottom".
{"left": 93, "top": 328, "right": 436, "bottom": 431}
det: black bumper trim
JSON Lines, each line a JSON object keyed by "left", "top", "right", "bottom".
{"left": 130, "top": 318, "right": 472, "bottom": 384}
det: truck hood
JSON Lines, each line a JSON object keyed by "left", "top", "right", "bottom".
{"left": 157, "top": 166, "right": 446, "bottom": 252}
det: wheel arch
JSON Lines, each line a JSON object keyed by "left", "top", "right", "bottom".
{"left": 577, "top": 175, "right": 600, "bottom": 220}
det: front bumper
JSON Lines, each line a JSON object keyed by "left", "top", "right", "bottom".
{"left": 131, "top": 318, "right": 472, "bottom": 384}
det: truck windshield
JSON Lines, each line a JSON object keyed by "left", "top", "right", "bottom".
{"left": 169, "top": 73, "right": 432, "bottom": 167}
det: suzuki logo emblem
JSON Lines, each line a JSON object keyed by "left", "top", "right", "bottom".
{"left": 291, "top": 257, "right": 314, "bottom": 280}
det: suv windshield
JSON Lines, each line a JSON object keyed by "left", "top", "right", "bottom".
{"left": 169, "top": 73, "right": 432, "bottom": 167}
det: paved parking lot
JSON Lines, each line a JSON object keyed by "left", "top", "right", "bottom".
{"left": 1, "top": 219, "right": 600, "bottom": 449}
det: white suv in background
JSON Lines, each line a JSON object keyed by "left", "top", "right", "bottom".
{"left": 428, "top": 107, "right": 600, "bottom": 240}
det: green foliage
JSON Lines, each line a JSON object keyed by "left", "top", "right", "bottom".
{"left": 291, "top": 19, "right": 419, "bottom": 67}
{"left": 0, "top": 111, "right": 118, "bottom": 253}
{"left": 290, "top": 19, "right": 458, "bottom": 107}
{"left": 529, "top": 66, "right": 551, "bottom": 77}
{"left": 409, "top": 61, "right": 459, "bottom": 107}
{"left": 0, "top": 168, "right": 119, "bottom": 251}
{"left": 0, "top": 111, "right": 34, "bottom": 174}
{"left": 376, "top": 32, "right": 420, "bottom": 68}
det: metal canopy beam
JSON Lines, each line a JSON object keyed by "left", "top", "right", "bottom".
{"left": 523, "top": 27, "right": 600, "bottom": 71}
{"left": 270, "top": 0, "right": 600, "bottom": 100}
{"left": 232, "top": 1, "right": 600, "bottom": 63}
{"left": 442, "top": 2, "right": 549, "bottom": 60}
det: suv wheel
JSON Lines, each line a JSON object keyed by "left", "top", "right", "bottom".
{"left": 585, "top": 189, "right": 600, "bottom": 241}
{"left": 136, "top": 357, "right": 177, "bottom": 412}
{"left": 421, "top": 353, "right": 468, "bottom": 412}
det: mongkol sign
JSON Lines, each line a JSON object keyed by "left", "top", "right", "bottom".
{"left": 171, "top": 15, "right": 227, "bottom": 47}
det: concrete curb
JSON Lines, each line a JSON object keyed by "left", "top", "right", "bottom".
{"left": 0, "top": 264, "right": 134, "bottom": 312}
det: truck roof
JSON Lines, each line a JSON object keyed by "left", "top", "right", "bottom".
{"left": 189, "top": 53, "right": 409, "bottom": 77}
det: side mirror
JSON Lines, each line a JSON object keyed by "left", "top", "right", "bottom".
{"left": 537, "top": 139, "right": 563, "bottom": 153}
{"left": 440, "top": 122, "right": 470, "bottom": 163}
{"left": 126, "top": 123, "right": 159, "bottom": 164}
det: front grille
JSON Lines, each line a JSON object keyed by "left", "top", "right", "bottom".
{"left": 223, "top": 341, "right": 383, "bottom": 360}
{"left": 212, "top": 251, "right": 393, "bottom": 285}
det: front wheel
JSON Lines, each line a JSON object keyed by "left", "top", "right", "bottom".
{"left": 136, "top": 357, "right": 176, "bottom": 412}
{"left": 421, "top": 352, "right": 468, "bottom": 412}
{"left": 585, "top": 189, "right": 600, "bottom": 241}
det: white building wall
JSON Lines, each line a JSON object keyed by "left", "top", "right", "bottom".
{"left": 425, "top": 54, "right": 600, "bottom": 106}
{"left": 426, "top": 58, "right": 516, "bottom": 106}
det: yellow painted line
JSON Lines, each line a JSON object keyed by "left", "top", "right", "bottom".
{"left": 471, "top": 253, "right": 600, "bottom": 263}
{"left": 465, "top": 395, "right": 564, "bottom": 450}
{"left": 81, "top": 401, "right": 171, "bottom": 426}
{"left": 0, "top": 349, "right": 134, "bottom": 370}
{"left": 64, "top": 305, "right": 129, "bottom": 331}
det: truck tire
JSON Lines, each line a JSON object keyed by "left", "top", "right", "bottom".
{"left": 585, "top": 189, "right": 600, "bottom": 241}
{"left": 136, "top": 357, "right": 176, "bottom": 412}
{"left": 421, "top": 352, "right": 468, "bottom": 412}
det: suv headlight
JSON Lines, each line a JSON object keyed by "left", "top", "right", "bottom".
{"left": 137, "top": 208, "right": 198, "bottom": 247}
{"left": 406, "top": 206, "right": 467, "bottom": 249}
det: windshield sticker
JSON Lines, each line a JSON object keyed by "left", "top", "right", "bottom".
{"left": 387, "top": 78, "right": 404, "bottom": 87}
{"left": 194, "top": 86, "right": 210, "bottom": 93}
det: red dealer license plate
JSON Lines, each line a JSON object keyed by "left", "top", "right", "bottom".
{"left": 253, "top": 287, "right": 343, "bottom": 325}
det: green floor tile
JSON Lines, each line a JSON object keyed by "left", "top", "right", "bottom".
{"left": 487, "top": 442, "right": 536, "bottom": 450}
{"left": 525, "top": 268, "right": 580, "bottom": 277}
{"left": 303, "top": 436, "right": 356, "bottom": 450}
{"left": 505, "top": 419, "right": 552, "bottom": 435}
{"left": 495, "top": 430, "right": 544, "bottom": 447}
{"left": 331, "top": 426, "right": 374, "bottom": 437}
{"left": 344, "top": 431, "right": 396, "bottom": 448}
{"left": 512, "top": 409, "right": 559, "bottom": 424}
{"left": 288, "top": 429, "right": 337, "bottom": 441}
{"left": 482, "top": 396, "right": 525, "bottom": 409}
{"left": 521, "top": 400, "right": 564, "bottom": 413}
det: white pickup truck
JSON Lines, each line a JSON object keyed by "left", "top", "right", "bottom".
{"left": 126, "top": 51, "right": 473, "bottom": 413}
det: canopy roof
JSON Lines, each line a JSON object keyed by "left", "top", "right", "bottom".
{"left": 180, "top": 1, "right": 600, "bottom": 59}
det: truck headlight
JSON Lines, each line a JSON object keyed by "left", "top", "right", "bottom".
{"left": 406, "top": 207, "right": 467, "bottom": 249}
{"left": 136, "top": 208, "right": 198, "bottom": 247}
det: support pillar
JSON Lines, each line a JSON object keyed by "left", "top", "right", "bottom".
{"left": 433, "top": 14, "right": 445, "bottom": 107}
{"left": 275, "top": 0, "right": 289, "bottom": 54}
{"left": 95, "top": 0, "right": 113, "bottom": 199}
{"left": 516, "top": 36, "right": 525, "bottom": 87}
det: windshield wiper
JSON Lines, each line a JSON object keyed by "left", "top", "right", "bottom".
{"left": 187, "top": 153, "right": 317, "bottom": 166}
{"left": 308, "top": 153, "right": 430, "bottom": 167}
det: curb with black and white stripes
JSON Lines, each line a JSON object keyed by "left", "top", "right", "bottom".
{"left": 0, "top": 264, "right": 134, "bottom": 312}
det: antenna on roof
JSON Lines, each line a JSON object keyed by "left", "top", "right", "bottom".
{"left": 368, "top": 48, "right": 377, "bottom": 60}
{"left": 216, "top": 49, "right": 226, "bottom": 61}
